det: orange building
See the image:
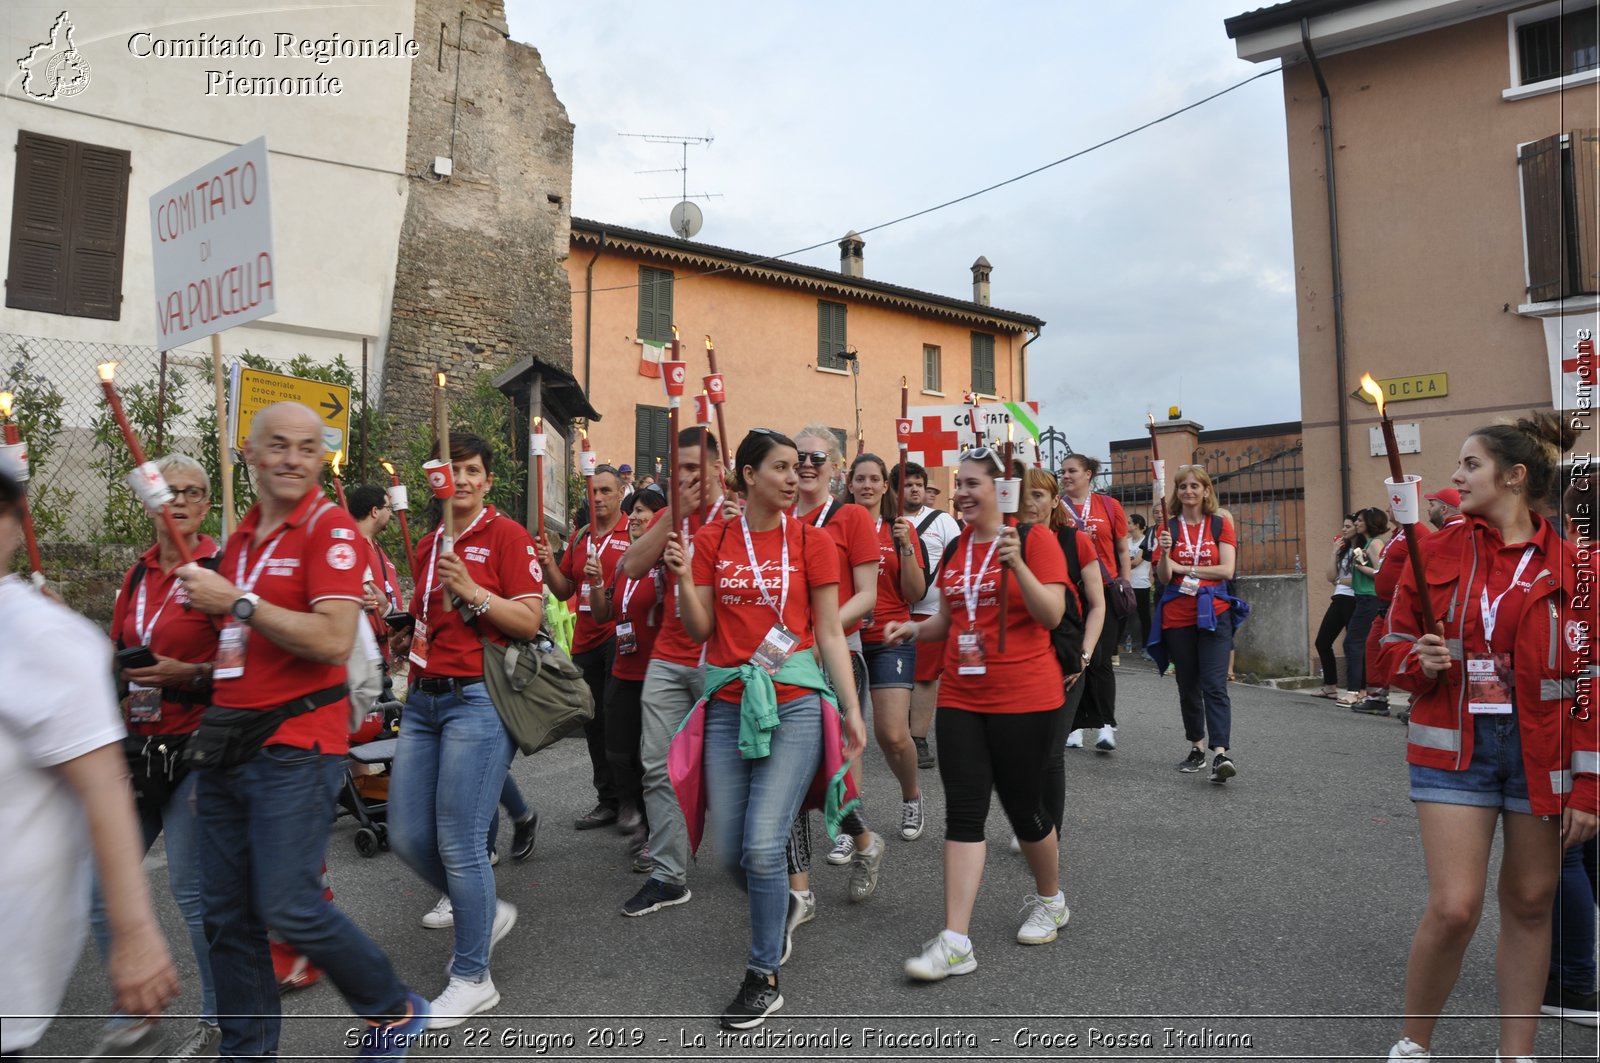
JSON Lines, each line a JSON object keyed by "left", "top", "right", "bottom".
{"left": 564, "top": 219, "right": 1044, "bottom": 482}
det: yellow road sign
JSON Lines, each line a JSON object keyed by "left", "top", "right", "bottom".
{"left": 1352, "top": 372, "right": 1449, "bottom": 405}
{"left": 229, "top": 364, "right": 350, "bottom": 459}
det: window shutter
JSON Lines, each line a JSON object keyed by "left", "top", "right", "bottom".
{"left": 817, "top": 301, "right": 847, "bottom": 369}
{"left": 637, "top": 267, "right": 674, "bottom": 342}
{"left": 1571, "top": 128, "right": 1599, "bottom": 295}
{"left": 635, "top": 404, "right": 670, "bottom": 482}
{"left": 64, "top": 143, "right": 129, "bottom": 319}
{"left": 1520, "top": 134, "right": 1566, "bottom": 302}
{"left": 7, "top": 132, "right": 70, "bottom": 313}
{"left": 970, "top": 332, "right": 995, "bottom": 394}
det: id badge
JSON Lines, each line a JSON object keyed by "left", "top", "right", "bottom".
{"left": 408, "top": 618, "right": 431, "bottom": 669}
{"left": 125, "top": 683, "right": 162, "bottom": 725}
{"left": 957, "top": 628, "right": 987, "bottom": 676}
{"left": 1467, "top": 652, "right": 1514, "bottom": 714}
{"left": 214, "top": 619, "right": 248, "bottom": 680}
{"left": 1179, "top": 575, "right": 1201, "bottom": 597}
{"left": 751, "top": 623, "right": 799, "bottom": 677}
{"left": 578, "top": 581, "right": 592, "bottom": 613}
{"left": 616, "top": 620, "right": 638, "bottom": 656}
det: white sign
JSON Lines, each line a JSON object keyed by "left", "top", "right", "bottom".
{"left": 1369, "top": 423, "right": 1421, "bottom": 456}
{"left": 900, "top": 401, "right": 1042, "bottom": 468}
{"left": 1542, "top": 315, "right": 1599, "bottom": 419}
{"left": 150, "top": 136, "right": 276, "bottom": 351}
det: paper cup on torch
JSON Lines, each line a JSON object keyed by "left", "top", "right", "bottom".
{"left": 662, "top": 361, "right": 688, "bottom": 400}
{"left": 386, "top": 483, "right": 409, "bottom": 512}
{"left": 704, "top": 373, "right": 725, "bottom": 403}
{"left": 126, "top": 461, "right": 175, "bottom": 513}
{"left": 530, "top": 431, "right": 548, "bottom": 457}
{"left": 423, "top": 459, "right": 457, "bottom": 500}
{"left": 0, "top": 442, "right": 28, "bottom": 482}
{"left": 996, "top": 477, "right": 1022, "bottom": 514}
{"left": 580, "top": 449, "right": 598, "bottom": 477}
{"left": 895, "top": 417, "right": 913, "bottom": 451}
{"left": 1385, "top": 474, "right": 1424, "bottom": 525}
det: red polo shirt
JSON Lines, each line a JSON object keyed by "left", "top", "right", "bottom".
{"left": 408, "top": 505, "right": 544, "bottom": 679}
{"left": 110, "top": 535, "right": 222, "bottom": 736}
{"left": 213, "top": 491, "right": 363, "bottom": 753}
{"left": 561, "top": 521, "right": 631, "bottom": 655}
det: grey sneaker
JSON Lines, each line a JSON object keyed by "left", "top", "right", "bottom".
{"left": 847, "top": 834, "right": 884, "bottom": 903}
{"left": 165, "top": 1020, "right": 219, "bottom": 1061}
{"left": 913, "top": 736, "right": 934, "bottom": 769}
{"left": 780, "top": 889, "right": 816, "bottom": 965}
{"left": 899, "top": 797, "right": 925, "bottom": 841}
{"left": 824, "top": 832, "right": 855, "bottom": 866}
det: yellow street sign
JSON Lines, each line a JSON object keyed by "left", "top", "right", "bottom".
{"left": 1352, "top": 372, "right": 1448, "bottom": 405}
{"left": 229, "top": 364, "right": 350, "bottom": 459}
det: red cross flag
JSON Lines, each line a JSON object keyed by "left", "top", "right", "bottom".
{"left": 900, "top": 401, "right": 1043, "bottom": 468}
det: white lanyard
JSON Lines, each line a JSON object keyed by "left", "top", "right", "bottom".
{"left": 420, "top": 507, "right": 490, "bottom": 623}
{"left": 1480, "top": 543, "right": 1538, "bottom": 645}
{"left": 619, "top": 575, "right": 642, "bottom": 616}
{"left": 1070, "top": 494, "right": 1093, "bottom": 530}
{"left": 813, "top": 500, "right": 833, "bottom": 528}
{"left": 134, "top": 575, "right": 182, "bottom": 646}
{"left": 959, "top": 530, "right": 1003, "bottom": 627}
{"left": 1178, "top": 519, "right": 1206, "bottom": 564}
{"left": 235, "top": 529, "right": 289, "bottom": 595}
{"left": 682, "top": 493, "right": 727, "bottom": 545}
{"left": 738, "top": 512, "right": 790, "bottom": 621}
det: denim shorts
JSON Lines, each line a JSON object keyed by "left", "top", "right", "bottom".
{"left": 862, "top": 639, "right": 917, "bottom": 690}
{"left": 1409, "top": 714, "right": 1532, "bottom": 815}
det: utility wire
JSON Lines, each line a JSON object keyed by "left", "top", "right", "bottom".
{"left": 574, "top": 66, "right": 1280, "bottom": 296}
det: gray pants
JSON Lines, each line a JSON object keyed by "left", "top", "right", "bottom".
{"left": 640, "top": 657, "right": 705, "bottom": 887}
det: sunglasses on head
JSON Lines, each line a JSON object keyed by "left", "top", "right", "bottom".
{"left": 962, "top": 446, "right": 1006, "bottom": 474}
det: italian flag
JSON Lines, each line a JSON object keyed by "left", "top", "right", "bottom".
{"left": 638, "top": 339, "right": 665, "bottom": 378}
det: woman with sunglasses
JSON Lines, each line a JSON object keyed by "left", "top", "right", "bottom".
{"left": 589, "top": 486, "right": 670, "bottom": 865}
{"left": 848, "top": 453, "right": 928, "bottom": 842}
{"left": 884, "top": 446, "right": 1072, "bottom": 980}
{"left": 667, "top": 429, "right": 866, "bottom": 1028}
{"left": 1058, "top": 453, "right": 1130, "bottom": 752}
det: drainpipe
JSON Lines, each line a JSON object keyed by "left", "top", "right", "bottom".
{"left": 1018, "top": 325, "right": 1041, "bottom": 402}
{"left": 1302, "top": 17, "right": 1352, "bottom": 515}
{"left": 582, "top": 232, "right": 604, "bottom": 393}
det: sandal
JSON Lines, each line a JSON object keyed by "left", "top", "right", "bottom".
{"left": 1336, "top": 691, "right": 1364, "bottom": 706}
{"left": 1309, "top": 687, "right": 1339, "bottom": 699}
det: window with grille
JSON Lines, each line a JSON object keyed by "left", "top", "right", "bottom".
{"left": 970, "top": 332, "right": 996, "bottom": 395}
{"left": 1516, "top": 4, "right": 1600, "bottom": 86}
{"left": 6, "top": 131, "right": 130, "bottom": 319}
{"left": 923, "top": 344, "right": 942, "bottom": 391}
{"left": 637, "top": 266, "right": 675, "bottom": 343}
{"left": 817, "top": 300, "right": 848, "bottom": 369}
{"left": 1519, "top": 130, "right": 1600, "bottom": 301}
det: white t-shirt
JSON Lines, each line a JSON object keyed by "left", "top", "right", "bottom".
{"left": 1128, "top": 529, "right": 1154, "bottom": 589}
{"left": 0, "top": 575, "right": 124, "bottom": 1052}
{"left": 903, "top": 504, "right": 963, "bottom": 617}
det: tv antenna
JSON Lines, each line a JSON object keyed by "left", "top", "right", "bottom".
{"left": 619, "top": 132, "right": 721, "bottom": 238}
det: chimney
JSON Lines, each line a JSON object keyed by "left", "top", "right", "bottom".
{"left": 971, "top": 256, "right": 992, "bottom": 306}
{"left": 839, "top": 231, "right": 865, "bottom": 278}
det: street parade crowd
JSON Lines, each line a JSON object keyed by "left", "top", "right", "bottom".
{"left": 1, "top": 391, "right": 1597, "bottom": 1062}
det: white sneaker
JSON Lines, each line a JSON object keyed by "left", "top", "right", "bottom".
{"left": 426, "top": 975, "right": 501, "bottom": 1029}
{"left": 421, "top": 895, "right": 454, "bottom": 928}
{"left": 165, "top": 1020, "right": 220, "bottom": 1060}
{"left": 1009, "top": 834, "right": 1021, "bottom": 853}
{"left": 1094, "top": 725, "right": 1116, "bottom": 752}
{"left": 904, "top": 933, "right": 977, "bottom": 981}
{"left": 825, "top": 832, "right": 855, "bottom": 865}
{"left": 1387, "top": 1038, "right": 1430, "bottom": 1060}
{"left": 1065, "top": 729, "right": 1083, "bottom": 748}
{"left": 491, "top": 899, "right": 517, "bottom": 952}
{"left": 1016, "top": 892, "right": 1070, "bottom": 944}
{"left": 780, "top": 890, "right": 816, "bottom": 966}
{"left": 900, "top": 797, "right": 925, "bottom": 841}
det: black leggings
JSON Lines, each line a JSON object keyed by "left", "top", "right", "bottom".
{"left": 603, "top": 674, "right": 646, "bottom": 816}
{"left": 937, "top": 704, "right": 1063, "bottom": 844}
{"left": 575, "top": 641, "right": 617, "bottom": 808}
{"left": 1071, "top": 616, "right": 1119, "bottom": 730}
{"left": 1313, "top": 594, "right": 1357, "bottom": 687}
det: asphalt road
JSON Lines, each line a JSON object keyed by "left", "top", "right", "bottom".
{"left": 41, "top": 660, "right": 1600, "bottom": 1061}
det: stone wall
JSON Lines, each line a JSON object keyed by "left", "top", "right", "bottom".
{"left": 23, "top": 542, "right": 143, "bottom": 632}
{"left": 1232, "top": 574, "right": 1312, "bottom": 679}
{"left": 382, "top": 0, "right": 575, "bottom": 426}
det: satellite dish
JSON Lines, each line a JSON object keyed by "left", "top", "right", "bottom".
{"left": 669, "top": 200, "right": 703, "bottom": 239}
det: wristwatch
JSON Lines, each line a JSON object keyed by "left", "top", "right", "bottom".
{"left": 231, "top": 592, "right": 261, "bottom": 623}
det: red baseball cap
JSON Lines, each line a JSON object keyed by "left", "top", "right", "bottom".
{"left": 1424, "top": 488, "right": 1461, "bottom": 507}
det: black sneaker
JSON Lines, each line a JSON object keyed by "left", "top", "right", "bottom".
{"left": 621, "top": 877, "right": 691, "bottom": 917}
{"left": 1177, "top": 747, "right": 1206, "bottom": 773}
{"left": 1541, "top": 979, "right": 1599, "bottom": 1027}
{"left": 720, "top": 968, "right": 783, "bottom": 1030}
{"left": 1351, "top": 697, "right": 1391, "bottom": 716}
{"left": 511, "top": 812, "right": 539, "bottom": 862}
{"left": 1209, "top": 753, "right": 1237, "bottom": 784}
{"left": 575, "top": 803, "right": 619, "bottom": 830}
{"left": 913, "top": 736, "right": 934, "bottom": 769}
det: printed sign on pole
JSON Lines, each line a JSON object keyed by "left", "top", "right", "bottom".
{"left": 899, "top": 401, "right": 1043, "bottom": 468}
{"left": 228, "top": 363, "right": 350, "bottom": 460}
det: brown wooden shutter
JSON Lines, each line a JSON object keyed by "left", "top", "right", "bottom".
{"left": 6, "top": 131, "right": 128, "bottom": 319}
{"left": 6, "top": 132, "right": 71, "bottom": 313}
{"left": 65, "top": 144, "right": 129, "bottom": 319}
{"left": 1571, "top": 128, "right": 1600, "bottom": 295}
{"left": 1520, "top": 134, "right": 1565, "bottom": 302}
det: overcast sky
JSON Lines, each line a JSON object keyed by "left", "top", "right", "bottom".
{"left": 506, "top": 0, "right": 1300, "bottom": 459}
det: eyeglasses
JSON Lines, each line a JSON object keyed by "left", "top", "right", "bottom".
{"left": 171, "top": 486, "right": 209, "bottom": 503}
{"left": 962, "top": 447, "right": 1006, "bottom": 474}
{"left": 797, "top": 451, "right": 830, "bottom": 467}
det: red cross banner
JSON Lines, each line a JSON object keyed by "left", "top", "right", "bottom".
{"left": 900, "top": 401, "right": 1043, "bottom": 468}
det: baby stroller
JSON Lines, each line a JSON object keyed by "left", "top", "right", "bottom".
{"left": 338, "top": 697, "right": 403, "bottom": 857}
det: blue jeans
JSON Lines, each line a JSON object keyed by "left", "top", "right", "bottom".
{"left": 1162, "top": 622, "right": 1234, "bottom": 749}
{"left": 389, "top": 681, "right": 515, "bottom": 982}
{"left": 703, "top": 693, "right": 823, "bottom": 975}
{"left": 1409, "top": 714, "right": 1532, "bottom": 814}
{"left": 91, "top": 771, "right": 216, "bottom": 1024}
{"left": 1551, "top": 836, "right": 1599, "bottom": 992}
{"left": 198, "top": 745, "right": 408, "bottom": 1059}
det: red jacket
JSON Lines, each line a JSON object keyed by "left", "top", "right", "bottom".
{"left": 1378, "top": 515, "right": 1597, "bottom": 816}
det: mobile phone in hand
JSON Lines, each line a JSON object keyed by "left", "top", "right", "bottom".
{"left": 116, "top": 645, "right": 159, "bottom": 670}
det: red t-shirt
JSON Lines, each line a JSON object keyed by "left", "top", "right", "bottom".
{"left": 561, "top": 522, "right": 631, "bottom": 655}
{"left": 1062, "top": 492, "right": 1127, "bottom": 580}
{"left": 214, "top": 491, "right": 364, "bottom": 753}
{"left": 796, "top": 500, "right": 879, "bottom": 638}
{"left": 650, "top": 501, "right": 725, "bottom": 667}
{"left": 408, "top": 506, "right": 544, "bottom": 679}
{"left": 862, "top": 513, "right": 926, "bottom": 644}
{"left": 691, "top": 514, "right": 839, "bottom": 703}
{"left": 937, "top": 524, "right": 1067, "bottom": 713}
{"left": 361, "top": 537, "right": 402, "bottom": 657}
{"left": 1153, "top": 515, "right": 1237, "bottom": 629}
{"left": 110, "top": 536, "right": 222, "bottom": 736}
{"left": 610, "top": 565, "right": 664, "bottom": 681}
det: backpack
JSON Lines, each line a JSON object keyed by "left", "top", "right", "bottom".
{"left": 1017, "top": 523, "right": 1087, "bottom": 676}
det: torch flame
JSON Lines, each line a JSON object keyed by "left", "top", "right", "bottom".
{"left": 331, "top": 450, "right": 344, "bottom": 477}
{"left": 704, "top": 335, "right": 713, "bottom": 350}
{"left": 381, "top": 460, "right": 396, "bottom": 476}
{"left": 1359, "top": 373, "right": 1386, "bottom": 416}
{"left": 1147, "top": 411, "right": 1156, "bottom": 428}
{"left": 0, "top": 393, "right": 12, "bottom": 420}
{"left": 96, "top": 361, "right": 118, "bottom": 382}
{"left": 436, "top": 371, "right": 447, "bottom": 388}
{"left": 671, "top": 325, "right": 680, "bottom": 340}
{"left": 533, "top": 415, "right": 542, "bottom": 431}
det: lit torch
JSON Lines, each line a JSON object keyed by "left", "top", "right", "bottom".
{"left": 530, "top": 416, "right": 547, "bottom": 542}
{"left": 705, "top": 335, "right": 732, "bottom": 477}
{"left": 329, "top": 449, "right": 349, "bottom": 510}
{"left": 665, "top": 326, "right": 684, "bottom": 530}
{"left": 1146, "top": 412, "right": 1167, "bottom": 529}
{"left": 0, "top": 391, "right": 46, "bottom": 587}
{"left": 381, "top": 459, "right": 416, "bottom": 575}
{"left": 1361, "top": 373, "right": 1437, "bottom": 634}
{"left": 580, "top": 426, "right": 598, "bottom": 535}
{"left": 96, "top": 363, "right": 193, "bottom": 565}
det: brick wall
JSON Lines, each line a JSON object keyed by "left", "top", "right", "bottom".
{"left": 382, "top": 0, "right": 575, "bottom": 426}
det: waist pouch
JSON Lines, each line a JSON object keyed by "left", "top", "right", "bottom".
{"left": 124, "top": 732, "right": 192, "bottom": 809}
{"left": 185, "top": 684, "right": 347, "bottom": 770}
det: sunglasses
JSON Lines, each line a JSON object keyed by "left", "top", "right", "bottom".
{"left": 797, "top": 451, "right": 830, "bottom": 467}
{"left": 962, "top": 446, "right": 1006, "bottom": 474}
